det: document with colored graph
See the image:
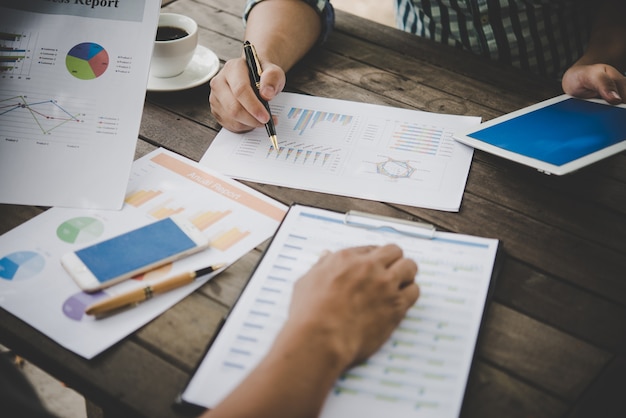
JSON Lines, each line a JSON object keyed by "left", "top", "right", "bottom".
{"left": 0, "top": 148, "right": 287, "bottom": 358}
{"left": 201, "top": 92, "right": 481, "bottom": 211}
{"left": 0, "top": 0, "right": 159, "bottom": 209}
{"left": 181, "top": 204, "right": 500, "bottom": 418}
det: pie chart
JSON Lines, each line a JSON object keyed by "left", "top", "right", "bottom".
{"left": 56, "top": 217, "right": 104, "bottom": 244}
{"left": 0, "top": 251, "right": 45, "bottom": 281}
{"left": 66, "top": 42, "right": 109, "bottom": 80}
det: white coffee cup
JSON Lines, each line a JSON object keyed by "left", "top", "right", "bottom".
{"left": 150, "top": 13, "right": 198, "bottom": 78}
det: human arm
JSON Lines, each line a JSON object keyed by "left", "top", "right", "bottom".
{"left": 200, "top": 244, "right": 420, "bottom": 418}
{"left": 561, "top": 0, "right": 626, "bottom": 104}
{"left": 209, "top": 0, "right": 327, "bottom": 133}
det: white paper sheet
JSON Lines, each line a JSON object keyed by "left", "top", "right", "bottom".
{"left": 182, "top": 205, "right": 499, "bottom": 418}
{"left": 0, "top": 149, "right": 287, "bottom": 359}
{"left": 201, "top": 93, "right": 480, "bottom": 211}
{"left": 0, "top": 1, "right": 159, "bottom": 209}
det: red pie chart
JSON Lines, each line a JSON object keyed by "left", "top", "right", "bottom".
{"left": 66, "top": 42, "right": 109, "bottom": 80}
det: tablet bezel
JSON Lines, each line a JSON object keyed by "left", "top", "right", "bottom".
{"left": 453, "top": 94, "right": 626, "bottom": 175}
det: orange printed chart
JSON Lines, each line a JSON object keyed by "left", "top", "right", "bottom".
{"left": 211, "top": 228, "right": 250, "bottom": 251}
{"left": 148, "top": 198, "right": 184, "bottom": 219}
{"left": 125, "top": 189, "right": 163, "bottom": 207}
{"left": 66, "top": 42, "right": 109, "bottom": 80}
{"left": 191, "top": 210, "right": 232, "bottom": 231}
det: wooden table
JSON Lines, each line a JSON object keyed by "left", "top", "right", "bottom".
{"left": 1, "top": 0, "right": 625, "bottom": 417}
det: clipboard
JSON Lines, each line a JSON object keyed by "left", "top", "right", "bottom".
{"left": 177, "top": 204, "right": 501, "bottom": 418}
{"left": 453, "top": 94, "right": 626, "bottom": 175}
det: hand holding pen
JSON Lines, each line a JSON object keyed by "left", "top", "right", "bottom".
{"left": 243, "top": 40, "right": 279, "bottom": 150}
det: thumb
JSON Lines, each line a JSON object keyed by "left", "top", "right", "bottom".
{"left": 259, "top": 64, "right": 285, "bottom": 101}
{"left": 597, "top": 72, "right": 622, "bottom": 104}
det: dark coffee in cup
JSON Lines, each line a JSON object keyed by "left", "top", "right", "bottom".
{"left": 156, "top": 26, "right": 189, "bottom": 41}
{"left": 151, "top": 13, "right": 198, "bottom": 77}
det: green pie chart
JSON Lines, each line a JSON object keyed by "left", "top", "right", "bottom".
{"left": 56, "top": 217, "right": 104, "bottom": 244}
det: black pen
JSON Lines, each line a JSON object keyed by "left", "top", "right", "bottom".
{"left": 243, "top": 40, "right": 279, "bottom": 150}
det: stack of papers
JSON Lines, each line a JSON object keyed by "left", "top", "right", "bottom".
{"left": 0, "top": 149, "right": 286, "bottom": 358}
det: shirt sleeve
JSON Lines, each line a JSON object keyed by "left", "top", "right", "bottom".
{"left": 243, "top": 0, "right": 335, "bottom": 44}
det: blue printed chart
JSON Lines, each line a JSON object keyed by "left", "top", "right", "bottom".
{"left": 202, "top": 92, "right": 480, "bottom": 211}
{"left": 0, "top": 251, "right": 45, "bottom": 281}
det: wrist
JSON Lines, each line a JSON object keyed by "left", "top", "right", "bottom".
{"left": 277, "top": 316, "right": 354, "bottom": 375}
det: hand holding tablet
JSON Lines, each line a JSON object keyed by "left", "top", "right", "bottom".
{"left": 454, "top": 95, "right": 626, "bottom": 175}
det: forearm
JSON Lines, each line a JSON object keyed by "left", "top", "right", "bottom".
{"left": 575, "top": 0, "right": 626, "bottom": 71}
{"left": 201, "top": 321, "right": 347, "bottom": 418}
{"left": 245, "top": 0, "right": 322, "bottom": 72}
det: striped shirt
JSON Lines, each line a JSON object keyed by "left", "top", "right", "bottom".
{"left": 245, "top": 0, "right": 592, "bottom": 79}
{"left": 396, "top": 0, "right": 591, "bottom": 79}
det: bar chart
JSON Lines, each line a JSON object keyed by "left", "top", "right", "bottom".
{"left": 0, "top": 30, "right": 35, "bottom": 76}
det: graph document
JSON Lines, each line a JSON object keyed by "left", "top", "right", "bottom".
{"left": 201, "top": 93, "right": 481, "bottom": 211}
{"left": 182, "top": 205, "right": 500, "bottom": 417}
{"left": 0, "top": 148, "right": 286, "bottom": 358}
{"left": 0, "top": 1, "right": 159, "bottom": 208}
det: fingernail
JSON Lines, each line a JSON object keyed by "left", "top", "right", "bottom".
{"left": 260, "top": 85, "right": 275, "bottom": 99}
{"left": 257, "top": 114, "right": 269, "bottom": 124}
{"left": 610, "top": 90, "right": 622, "bottom": 100}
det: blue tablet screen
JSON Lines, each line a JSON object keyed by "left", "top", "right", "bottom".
{"left": 467, "top": 98, "right": 626, "bottom": 166}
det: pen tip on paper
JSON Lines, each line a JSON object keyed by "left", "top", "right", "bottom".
{"left": 270, "top": 135, "right": 278, "bottom": 150}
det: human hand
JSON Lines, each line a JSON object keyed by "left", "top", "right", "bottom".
{"left": 284, "top": 244, "right": 420, "bottom": 369}
{"left": 208, "top": 57, "right": 285, "bottom": 132}
{"left": 562, "top": 63, "right": 626, "bottom": 105}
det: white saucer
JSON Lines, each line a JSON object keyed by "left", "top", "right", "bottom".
{"left": 147, "top": 45, "right": 220, "bottom": 92}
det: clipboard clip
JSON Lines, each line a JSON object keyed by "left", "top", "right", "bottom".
{"left": 343, "top": 210, "right": 436, "bottom": 240}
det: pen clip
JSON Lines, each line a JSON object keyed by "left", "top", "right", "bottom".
{"left": 249, "top": 43, "right": 263, "bottom": 77}
{"left": 243, "top": 40, "right": 263, "bottom": 83}
{"left": 343, "top": 210, "right": 436, "bottom": 240}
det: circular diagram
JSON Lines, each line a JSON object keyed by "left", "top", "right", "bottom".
{"left": 56, "top": 217, "right": 104, "bottom": 244}
{"left": 0, "top": 251, "right": 45, "bottom": 281}
{"left": 66, "top": 42, "right": 109, "bottom": 80}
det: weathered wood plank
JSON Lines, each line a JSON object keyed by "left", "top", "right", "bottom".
{"left": 463, "top": 362, "right": 568, "bottom": 418}
{"left": 0, "top": 205, "right": 46, "bottom": 234}
{"left": 567, "top": 356, "right": 626, "bottom": 417}
{"left": 477, "top": 304, "right": 611, "bottom": 400}
{"left": 322, "top": 31, "right": 537, "bottom": 117}
{"left": 134, "top": 292, "right": 228, "bottom": 373}
{"left": 465, "top": 157, "right": 626, "bottom": 252}
{"left": 296, "top": 45, "right": 501, "bottom": 119}
{"left": 471, "top": 151, "right": 626, "bottom": 217}
{"left": 495, "top": 258, "right": 626, "bottom": 355}
{"left": 333, "top": 10, "right": 560, "bottom": 101}
{"left": 197, "top": 249, "right": 264, "bottom": 308}
{"left": 139, "top": 101, "right": 216, "bottom": 162}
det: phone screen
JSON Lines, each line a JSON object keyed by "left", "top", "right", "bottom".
{"left": 74, "top": 217, "right": 198, "bottom": 283}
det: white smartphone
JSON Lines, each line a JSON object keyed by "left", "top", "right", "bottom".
{"left": 61, "top": 216, "right": 209, "bottom": 292}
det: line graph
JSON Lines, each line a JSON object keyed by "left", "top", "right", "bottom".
{"left": 0, "top": 94, "right": 88, "bottom": 137}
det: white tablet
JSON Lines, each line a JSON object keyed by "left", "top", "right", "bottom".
{"left": 454, "top": 94, "right": 626, "bottom": 175}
